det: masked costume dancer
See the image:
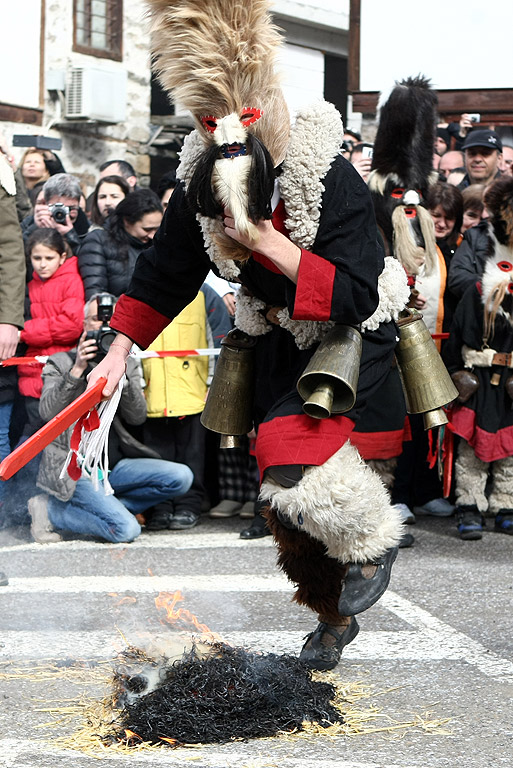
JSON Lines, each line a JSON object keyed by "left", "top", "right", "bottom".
{"left": 353, "top": 77, "right": 455, "bottom": 523}
{"left": 351, "top": 78, "right": 439, "bottom": 489}
{"left": 89, "top": 0, "right": 409, "bottom": 671}
{"left": 444, "top": 177, "right": 513, "bottom": 540}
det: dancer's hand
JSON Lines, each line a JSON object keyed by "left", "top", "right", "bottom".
{"left": 87, "top": 334, "right": 131, "bottom": 398}
{"left": 223, "top": 208, "right": 301, "bottom": 283}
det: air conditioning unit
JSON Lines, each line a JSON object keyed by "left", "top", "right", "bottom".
{"left": 65, "top": 66, "right": 127, "bottom": 123}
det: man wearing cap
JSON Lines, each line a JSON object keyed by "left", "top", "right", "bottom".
{"left": 458, "top": 130, "right": 503, "bottom": 189}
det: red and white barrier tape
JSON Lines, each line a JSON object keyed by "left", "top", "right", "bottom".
{"left": 0, "top": 348, "right": 221, "bottom": 367}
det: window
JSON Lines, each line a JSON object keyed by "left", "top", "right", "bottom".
{"left": 73, "top": 0, "right": 122, "bottom": 61}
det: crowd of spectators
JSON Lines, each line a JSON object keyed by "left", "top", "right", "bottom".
{"left": 0, "top": 110, "right": 511, "bottom": 547}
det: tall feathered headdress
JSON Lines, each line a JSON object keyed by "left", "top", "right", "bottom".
{"left": 368, "top": 76, "right": 439, "bottom": 276}
{"left": 147, "top": 0, "right": 289, "bottom": 250}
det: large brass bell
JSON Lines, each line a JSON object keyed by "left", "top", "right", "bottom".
{"left": 297, "top": 325, "right": 362, "bottom": 419}
{"left": 200, "top": 328, "right": 255, "bottom": 447}
{"left": 395, "top": 309, "right": 458, "bottom": 429}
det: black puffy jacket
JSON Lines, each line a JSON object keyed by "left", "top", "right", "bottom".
{"left": 77, "top": 219, "right": 150, "bottom": 299}
{"left": 447, "top": 221, "right": 491, "bottom": 299}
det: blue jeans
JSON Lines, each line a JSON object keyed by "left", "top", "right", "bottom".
{"left": 0, "top": 401, "right": 13, "bottom": 503}
{"left": 48, "top": 458, "right": 193, "bottom": 543}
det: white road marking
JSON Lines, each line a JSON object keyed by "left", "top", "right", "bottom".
{"left": 0, "top": 531, "right": 273, "bottom": 553}
{"left": 0, "top": 628, "right": 487, "bottom": 662}
{"left": 0, "top": 738, "right": 421, "bottom": 767}
{"left": 0, "top": 573, "right": 290, "bottom": 593}
{"left": 0, "top": 583, "right": 511, "bottom": 681}
{"left": 380, "top": 591, "right": 513, "bottom": 680}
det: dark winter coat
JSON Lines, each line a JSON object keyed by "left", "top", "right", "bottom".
{"left": 78, "top": 219, "right": 151, "bottom": 299}
{"left": 447, "top": 221, "right": 490, "bottom": 299}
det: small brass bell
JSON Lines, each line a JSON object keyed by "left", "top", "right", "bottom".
{"left": 395, "top": 309, "right": 458, "bottom": 430}
{"left": 200, "top": 328, "right": 256, "bottom": 446}
{"left": 297, "top": 325, "right": 362, "bottom": 419}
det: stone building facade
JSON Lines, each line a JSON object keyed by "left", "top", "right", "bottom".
{"left": 1, "top": 0, "right": 350, "bottom": 194}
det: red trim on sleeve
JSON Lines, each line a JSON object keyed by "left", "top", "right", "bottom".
{"left": 110, "top": 295, "right": 171, "bottom": 350}
{"left": 449, "top": 405, "right": 513, "bottom": 462}
{"left": 292, "top": 248, "right": 336, "bottom": 321}
{"left": 255, "top": 413, "right": 354, "bottom": 481}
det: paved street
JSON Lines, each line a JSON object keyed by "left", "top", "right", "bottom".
{"left": 0, "top": 512, "right": 512, "bottom": 768}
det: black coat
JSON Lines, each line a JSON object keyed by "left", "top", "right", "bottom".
{"left": 447, "top": 221, "right": 490, "bottom": 299}
{"left": 78, "top": 219, "right": 150, "bottom": 299}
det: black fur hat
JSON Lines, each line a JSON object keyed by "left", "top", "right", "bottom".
{"left": 371, "top": 75, "right": 438, "bottom": 192}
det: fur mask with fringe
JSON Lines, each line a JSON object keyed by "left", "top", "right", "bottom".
{"left": 147, "top": 0, "right": 290, "bottom": 260}
{"left": 367, "top": 76, "right": 439, "bottom": 277}
{"left": 480, "top": 177, "right": 513, "bottom": 340}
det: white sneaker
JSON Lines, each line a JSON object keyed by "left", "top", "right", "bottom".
{"left": 239, "top": 501, "right": 256, "bottom": 519}
{"left": 393, "top": 502, "right": 416, "bottom": 525}
{"left": 208, "top": 500, "right": 243, "bottom": 518}
{"left": 28, "top": 495, "right": 62, "bottom": 544}
{"left": 414, "top": 498, "right": 455, "bottom": 517}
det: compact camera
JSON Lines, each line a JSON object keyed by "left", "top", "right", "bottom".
{"left": 362, "top": 145, "right": 374, "bottom": 159}
{"left": 49, "top": 202, "right": 71, "bottom": 224}
{"left": 468, "top": 113, "right": 481, "bottom": 123}
{"left": 85, "top": 293, "right": 117, "bottom": 361}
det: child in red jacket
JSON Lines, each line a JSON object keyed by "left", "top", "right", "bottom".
{"left": 18, "top": 229, "right": 85, "bottom": 435}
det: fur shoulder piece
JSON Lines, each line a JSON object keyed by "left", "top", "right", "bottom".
{"left": 233, "top": 287, "right": 271, "bottom": 337}
{"left": 361, "top": 257, "right": 410, "bottom": 332}
{"left": 279, "top": 101, "right": 344, "bottom": 250}
{"left": 275, "top": 310, "right": 333, "bottom": 350}
{"left": 177, "top": 130, "right": 241, "bottom": 280}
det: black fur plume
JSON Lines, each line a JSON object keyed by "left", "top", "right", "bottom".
{"left": 247, "top": 134, "right": 276, "bottom": 221}
{"left": 185, "top": 144, "right": 223, "bottom": 218}
{"left": 372, "top": 75, "right": 437, "bottom": 193}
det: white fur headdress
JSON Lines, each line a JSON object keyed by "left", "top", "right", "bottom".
{"left": 147, "top": 0, "right": 290, "bottom": 252}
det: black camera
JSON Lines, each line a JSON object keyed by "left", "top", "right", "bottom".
{"left": 85, "top": 293, "right": 117, "bottom": 361}
{"left": 49, "top": 202, "right": 70, "bottom": 224}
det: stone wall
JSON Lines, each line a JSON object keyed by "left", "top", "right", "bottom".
{"left": 4, "top": 0, "right": 152, "bottom": 195}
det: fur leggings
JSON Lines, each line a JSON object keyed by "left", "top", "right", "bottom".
{"left": 455, "top": 440, "right": 513, "bottom": 515}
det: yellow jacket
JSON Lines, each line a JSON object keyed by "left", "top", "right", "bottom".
{"left": 142, "top": 292, "right": 209, "bottom": 418}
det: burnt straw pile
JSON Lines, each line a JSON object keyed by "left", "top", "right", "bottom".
{"left": 111, "top": 642, "right": 341, "bottom": 745}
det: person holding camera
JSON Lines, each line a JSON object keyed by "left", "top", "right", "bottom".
{"left": 22, "top": 173, "right": 89, "bottom": 256}
{"left": 17, "top": 228, "right": 85, "bottom": 439}
{"left": 26, "top": 293, "right": 193, "bottom": 544}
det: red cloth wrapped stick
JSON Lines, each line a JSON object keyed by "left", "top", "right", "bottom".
{"left": 0, "top": 378, "right": 106, "bottom": 481}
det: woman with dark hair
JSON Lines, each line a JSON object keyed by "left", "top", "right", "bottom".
{"left": 461, "top": 184, "right": 486, "bottom": 234}
{"left": 78, "top": 188, "right": 163, "bottom": 298}
{"left": 89, "top": 175, "right": 130, "bottom": 227}
{"left": 427, "top": 182, "right": 464, "bottom": 260}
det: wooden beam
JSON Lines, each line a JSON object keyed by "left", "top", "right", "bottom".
{"left": 348, "top": 0, "right": 361, "bottom": 93}
{"left": 0, "top": 104, "right": 43, "bottom": 125}
{"left": 352, "top": 89, "right": 513, "bottom": 122}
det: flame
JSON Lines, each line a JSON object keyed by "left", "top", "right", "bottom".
{"left": 159, "top": 736, "right": 177, "bottom": 745}
{"left": 123, "top": 729, "right": 142, "bottom": 742}
{"left": 155, "top": 591, "right": 217, "bottom": 638}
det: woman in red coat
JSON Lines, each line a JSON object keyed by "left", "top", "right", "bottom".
{"left": 18, "top": 228, "right": 84, "bottom": 434}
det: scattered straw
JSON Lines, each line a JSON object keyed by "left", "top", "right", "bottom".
{"left": 3, "top": 656, "right": 452, "bottom": 758}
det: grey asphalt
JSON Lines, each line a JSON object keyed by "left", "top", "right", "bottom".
{"left": 0, "top": 511, "right": 512, "bottom": 768}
